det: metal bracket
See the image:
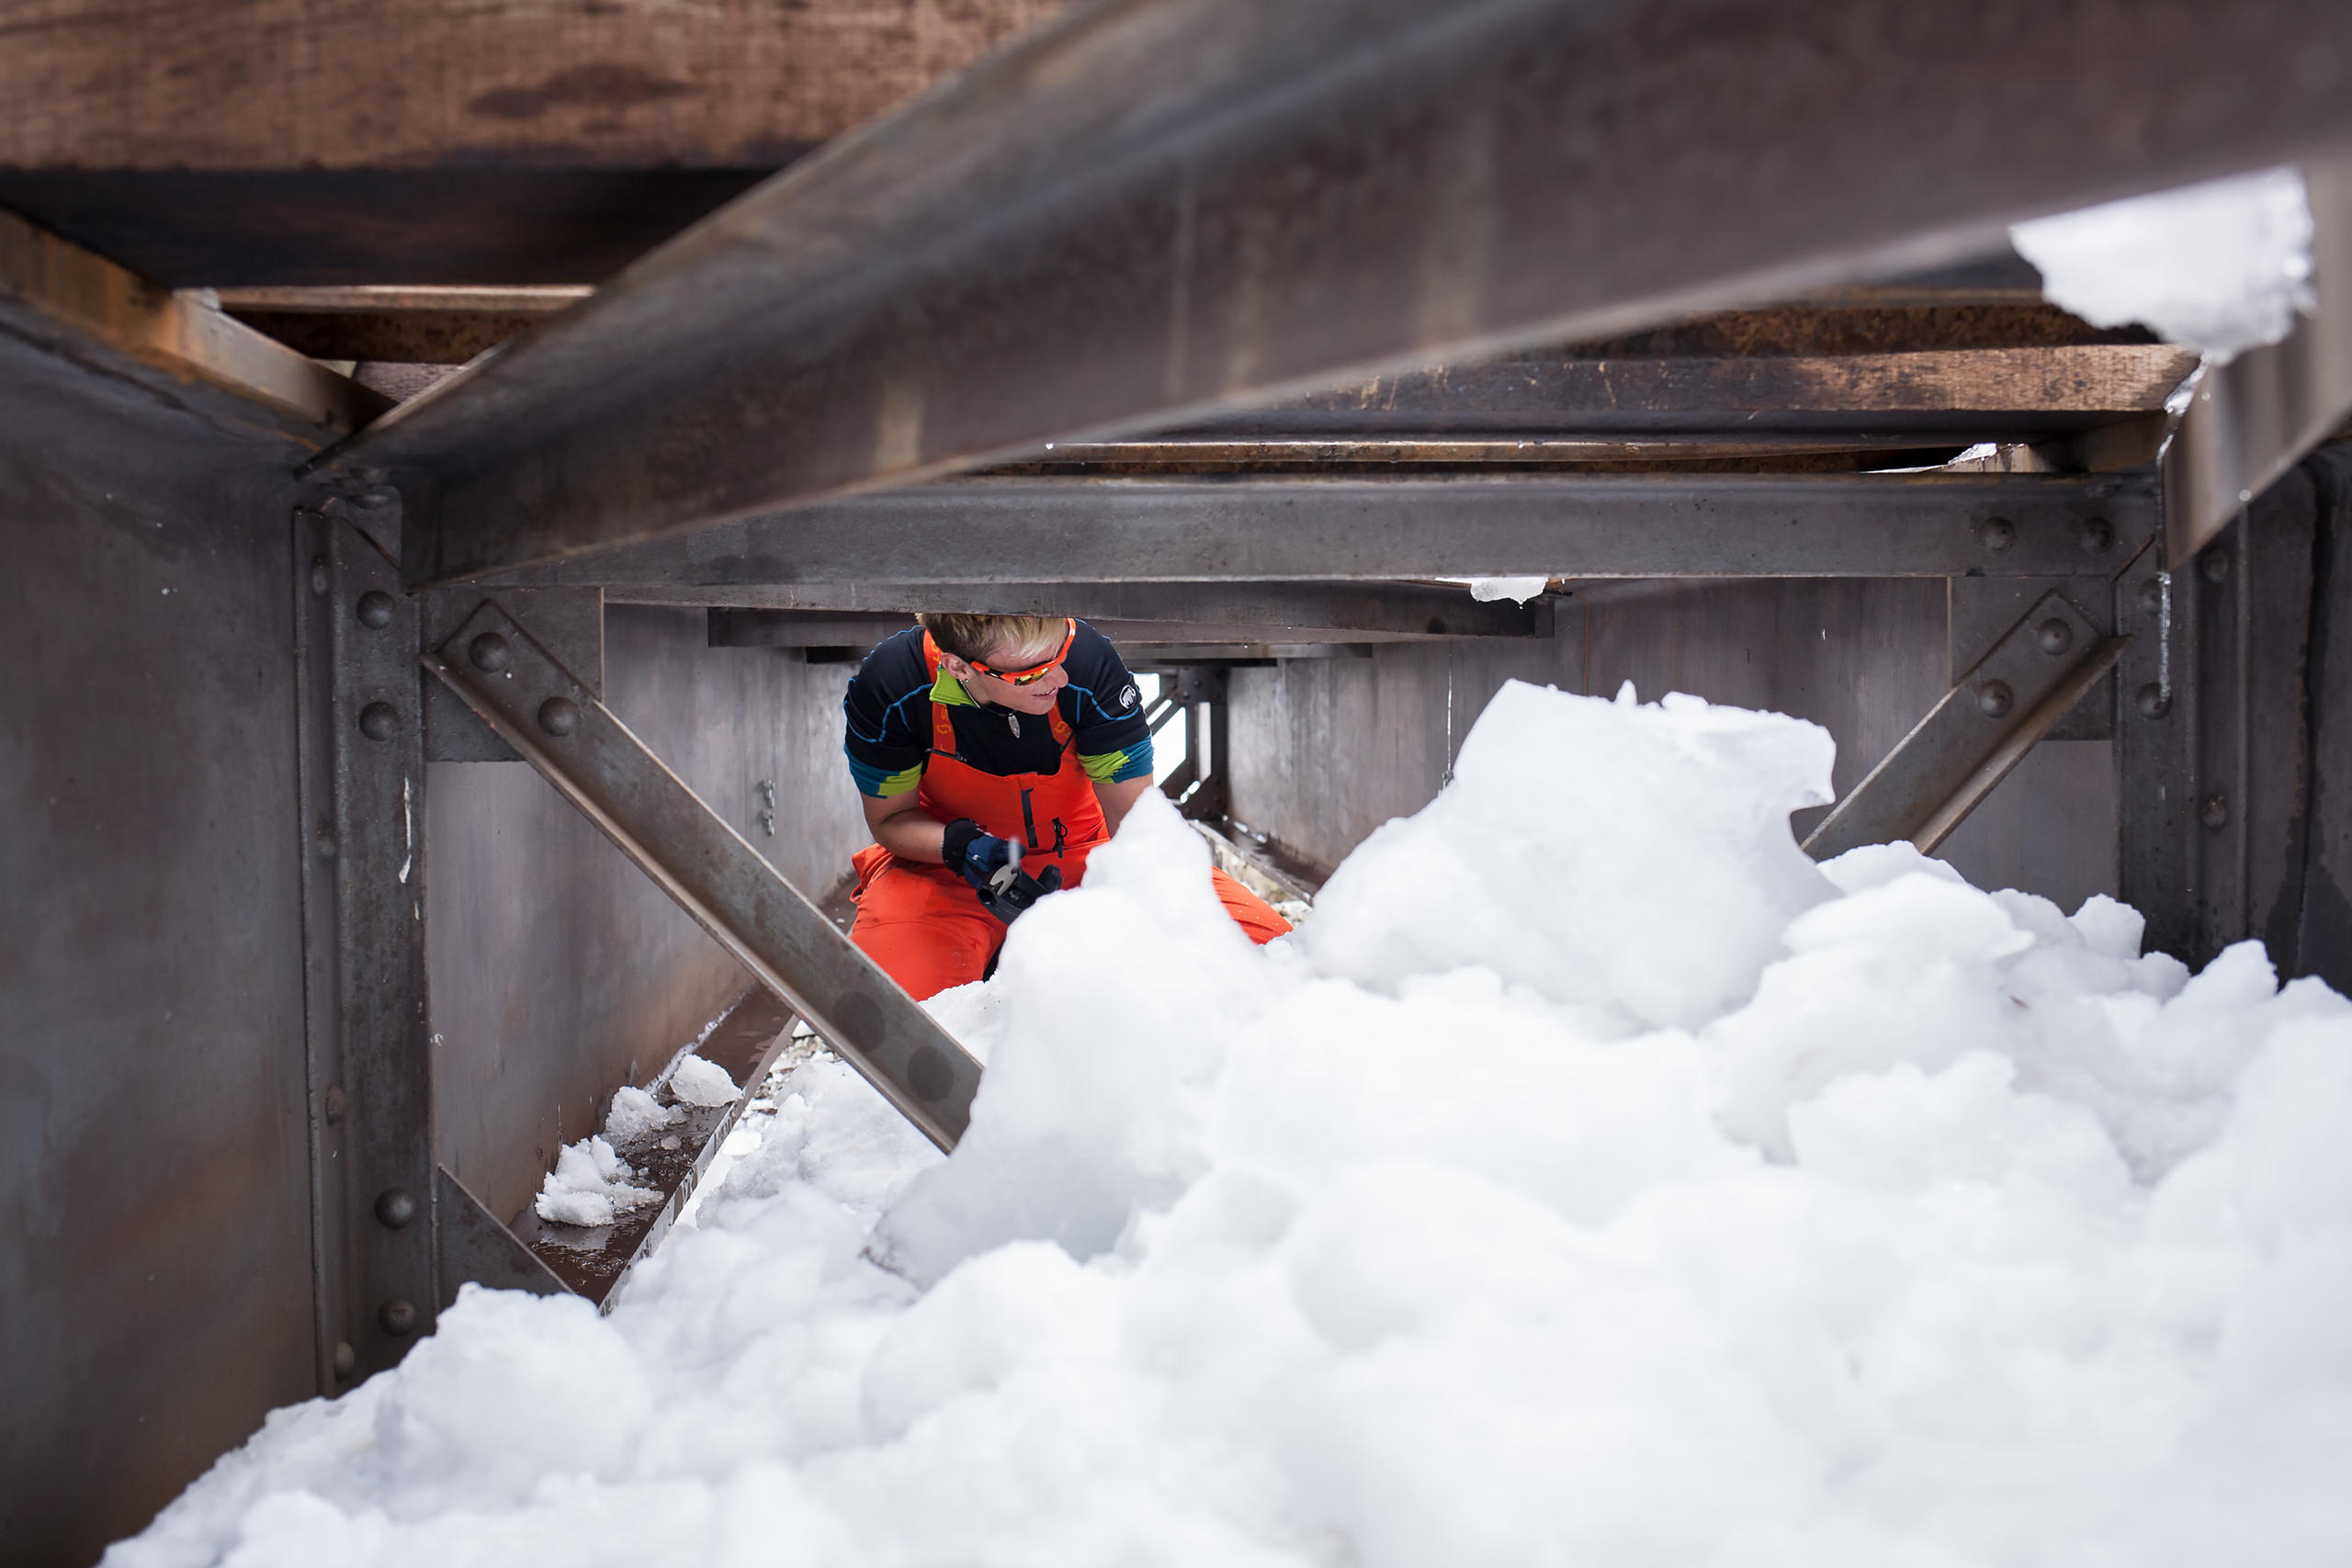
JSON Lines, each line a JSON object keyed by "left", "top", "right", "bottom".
{"left": 1805, "top": 588, "right": 2128, "bottom": 860}
{"left": 423, "top": 588, "right": 603, "bottom": 761}
{"left": 435, "top": 1167, "right": 571, "bottom": 1309}
{"left": 292, "top": 507, "right": 436, "bottom": 1388}
{"left": 422, "top": 600, "right": 984, "bottom": 1150}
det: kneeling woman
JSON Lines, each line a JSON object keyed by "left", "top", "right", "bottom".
{"left": 841, "top": 612, "right": 1289, "bottom": 999}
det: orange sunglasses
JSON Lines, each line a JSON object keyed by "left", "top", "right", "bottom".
{"left": 965, "top": 618, "right": 1077, "bottom": 686}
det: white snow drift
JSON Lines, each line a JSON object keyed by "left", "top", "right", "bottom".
{"left": 110, "top": 681, "right": 2352, "bottom": 1567}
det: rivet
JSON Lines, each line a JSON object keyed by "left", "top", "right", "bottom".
{"left": 1978, "top": 517, "right": 2015, "bottom": 553}
{"left": 378, "top": 1298, "right": 419, "bottom": 1337}
{"left": 537, "top": 695, "right": 581, "bottom": 737}
{"left": 331, "top": 1341, "right": 356, "bottom": 1380}
{"left": 2078, "top": 517, "right": 2115, "bottom": 555}
{"left": 1976, "top": 680, "right": 2014, "bottom": 718}
{"left": 309, "top": 557, "right": 331, "bottom": 596}
{"left": 2201, "top": 547, "right": 2232, "bottom": 583}
{"left": 314, "top": 824, "right": 338, "bottom": 860}
{"left": 2202, "top": 792, "right": 2231, "bottom": 829}
{"left": 2136, "top": 682, "right": 2170, "bottom": 718}
{"left": 467, "top": 631, "right": 513, "bottom": 673}
{"left": 322, "top": 1084, "right": 346, "bottom": 1123}
{"left": 354, "top": 488, "right": 398, "bottom": 512}
{"left": 2036, "top": 618, "right": 2075, "bottom": 656}
{"left": 374, "top": 1187, "right": 417, "bottom": 1229}
{"left": 2137, "top": 578, "right": 2164, "bottom": 616}
{"left": 356, "top": 591, "right": 395, "bottom": 629}
{"left": 358, "top": 701, "right": 399, "bottom": 740}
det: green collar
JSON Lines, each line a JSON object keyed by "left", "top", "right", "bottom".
{"left": 930, "top": 668, "right": 978, "bottom": 708}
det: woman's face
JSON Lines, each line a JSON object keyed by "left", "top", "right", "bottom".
{"left": 947, "top": 639, "right": 1069, "bottom": 715}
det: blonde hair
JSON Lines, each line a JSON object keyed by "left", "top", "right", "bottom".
{"left": 917, "top": 613, "right": 1068, "bottom": 664}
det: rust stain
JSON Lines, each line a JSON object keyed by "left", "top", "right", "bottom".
{"left": 469, "top": 64, "right": 694, "bottom": 123}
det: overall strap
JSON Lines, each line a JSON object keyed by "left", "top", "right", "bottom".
{"left": 924, "top": 628, "right": 1074, "bottom": 751}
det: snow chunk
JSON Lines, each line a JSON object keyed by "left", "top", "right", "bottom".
{"left": 1467, "top": 575, "right": 1549, "bottom": 604}
{"left": 1303, "top": 680, "right": 1834, "bottom": 1031}
{"left": 533, "top": 1134, "right": 659, "bottom": 1227}
{"left": 666, "top": 1053, "right": 741, "bottom": 1108}
{"left": 602, "top": 1085, "right": 677, "bottom": 1145}
{"left": 2012, "top": 165, "right": 2314, "bottom": 359}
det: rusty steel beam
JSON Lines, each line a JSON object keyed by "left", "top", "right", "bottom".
{"left": 324, "top": 0, "right": 2352, "bottom": 585}
{"left": 487, "top": 472, "right": 2156, "bottom": 588}
{"left": 699, "top": 581, "right": 1544, "bottom": 639}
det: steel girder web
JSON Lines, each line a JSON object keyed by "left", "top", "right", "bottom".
{"left": 423, "top": 602, "right": 984, "bottom": 1151}
{"left": 321, "top": 0, "right": 2352, "bottom": 586}
{"left": 488, "top": 472, "right": 2158, "bottom": 589}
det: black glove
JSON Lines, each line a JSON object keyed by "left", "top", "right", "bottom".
{"left": 941, "top": 818, "right": 1062, "bottom": 924}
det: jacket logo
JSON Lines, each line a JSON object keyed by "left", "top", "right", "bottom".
{"left": 1119, "top": 683, "right": 1138, "bottom": 709}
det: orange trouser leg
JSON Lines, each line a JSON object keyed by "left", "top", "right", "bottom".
{"left": 1211, "top": 867, "right": 1293, "bottom": 944}
{"left": 850, "top": 862, "right": 1006, "bottom": 1001}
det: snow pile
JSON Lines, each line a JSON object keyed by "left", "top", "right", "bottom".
{"left": 112, "top": 681, "right": 2352, "bottom": 1568}
{"left": 2012, "top": 165, "right": 2314, "bottom": 358}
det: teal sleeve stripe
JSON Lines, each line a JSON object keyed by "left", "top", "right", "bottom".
{"left": 1079, "top": 737, "right": 1154, "bottom": 784}
{"left": 847, "top": 753, "right": 924, "bottom": 797}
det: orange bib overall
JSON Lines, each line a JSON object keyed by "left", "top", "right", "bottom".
{"left": 848, "top": 635, "right": 1290, "bottom": 999}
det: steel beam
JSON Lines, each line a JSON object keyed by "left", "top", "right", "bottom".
{"left": 691, "top": 581, "right": 1544, "bottom": 637}
{"left": 292, "top": 509, "right": 437, "bottom": 1385}
{"left": 333, "top": 0, "right": 2352, "bottom": 584}
{"left": 489, "top": 473, "right": 2154, "bottom": 589}
{"left": 1804, "top": 588, "right": 2127, "bottom": 859}
{"left": 422, "top": 602, "right": 984, "bottom": 1150}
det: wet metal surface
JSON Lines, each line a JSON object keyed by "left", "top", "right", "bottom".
{"left": 511, "top": 989, "right": 796, "bottom": 1305}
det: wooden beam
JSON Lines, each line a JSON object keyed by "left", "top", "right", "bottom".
{"left": 0, "top": 209, "right": 386, "bottom": 446}
{"left": 0, "top": 1, "right": 1070, "bottom": 171}
{"left": 215, "top": 287, "right": 594, "bottom": 364}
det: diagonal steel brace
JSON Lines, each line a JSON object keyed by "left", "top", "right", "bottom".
{"left": 1804, "top": 588, "right": 2129, "bottom": 861}
{"left": 423, "top": 601, "right": 983, "bottom": 1150}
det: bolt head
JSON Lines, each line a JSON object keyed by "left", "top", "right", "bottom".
{"left": 2136, "top": 682, "right": 2170, "bottom": 718}
{"left": 2036, "top": 617, "right": 2075, "bottom": 656}
{"left": 322, "top": 1084, "right": 346, "bottom": 1123}
{"left": 2202, "top": 792, "right": 2231, "bottom": 829}
{"left": 374, "top": 1187, "right": 417, "bottom": 1229}
{"left": 314, "top": 824, "right": 338, "bottom": 860}
{"left": 2137, "top": 578, "right": 2165, "bottom": 616}
{"left": 356, "top": 590, "right": 396, "bottom": 629}
{"left": 1978, "top": 517, "right": 2016, "bottom": 553}
{"left": 378, "top": 1298, "right": 419, "bottom": 1337}
{"left": 2079, "top": 516, "right": 2115, "bottom": 555}
{"left": 2201, "top": 547, "right": 2233, "bottom": 583}
{"left": 358, "top": 701, "right": 400, "bottom": 740}
{"left": 331, "top": 1341, "right": 356, "bottom": 1379}
{"left": 353, "top": 488, "right": 399, "bottom": 512}
{"left": 309, "top": 558, "right": 331, "bottom": 596}
{"left": 537, "top": 695, "right": 581, "bottom": 737}
{"left": 1976, "top": 680, "right": 2015, "bottom": 718}
{"left": 467, "top": 631, "right": 513, "bottom": 673}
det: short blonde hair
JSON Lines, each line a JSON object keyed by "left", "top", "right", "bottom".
{"left": 917, "top": 613, "right": 1068, "bottom": 664}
